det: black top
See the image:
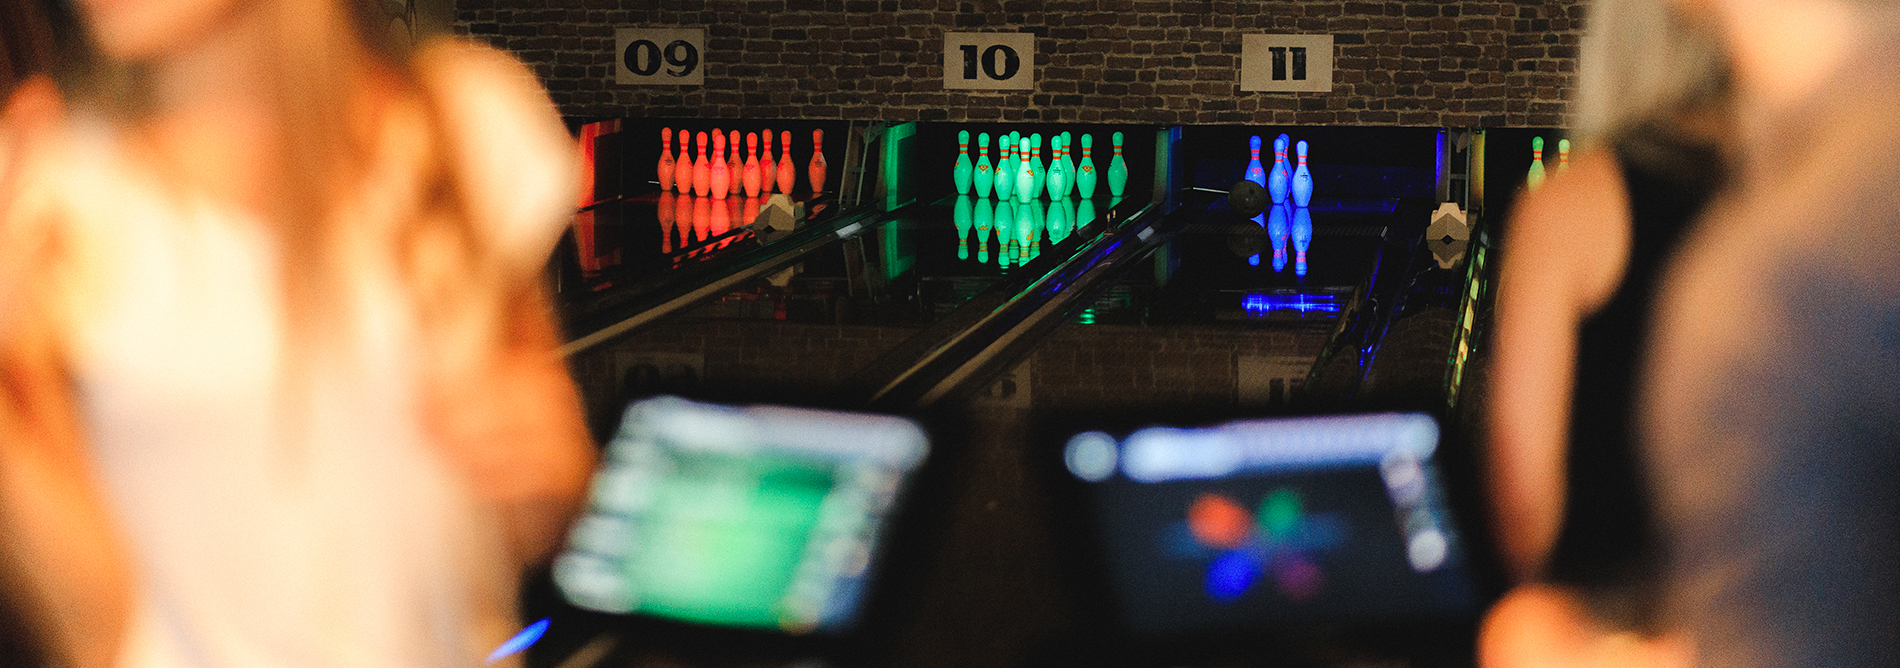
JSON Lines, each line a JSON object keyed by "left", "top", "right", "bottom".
{"left": 1545, "top": 132, "right": 1724, "bottom": 629}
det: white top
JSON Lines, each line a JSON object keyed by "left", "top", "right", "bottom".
{"left": 24, "top": 42, "right": 575, "bottom": 667}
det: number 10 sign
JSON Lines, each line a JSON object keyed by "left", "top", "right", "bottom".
{"left": 943, "top": 32, "right": 1035, "bottom": 90}
{"left": 616, "top": 28, "right": 705, "bottom": 86}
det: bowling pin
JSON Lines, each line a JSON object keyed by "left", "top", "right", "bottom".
{"left": 727, "top": 131, "right": 743, "bottom": 197}
{"left": 675, "top": 189, "right": 694, "bottom": 241}
{"left": 743, "top": 132, "right": 762, "bottom": 197}
{"left": 1268, "top": 201, "right": 1289, "bottom": 272}
{"left": 1291, "top": 139, "right": 1313, "bottom": 207}
{"left": 995, "top": 136, "right": 1015, "bottom": 200}
{"left": 1015, "top": 137, "right": 1037, "bottom": 204}
{"left": 808, "top": 129, "right": 828, "bottom": 193}
{"left": 1245, "top": 135, "right": 1266, "bottom": 189}
{"left": 778, "top": 130, "right": 796, "bottom": 195}
{"left": 954, "top": 130, "right": 974, "bottom": 195}
{"left": 709, "top": 130, "right": 731, "bottom": 200}
{"left": 1062, "top": 132, "right": 1076, "bottom": 191}
{"left": 1292, "top": 204, "right": 1312, "bottom": 277}
{"left": 955, "top": 195, "right": 974, "bottom": 260}
{"left": 1557, "top": 138, "right": 1571, "bottom": 174}
{"left": 974, "top": 132, "right": 994, "bottom": 198}
{"left": 1018, "top": 197, "right": 1037, "bottom": 262}
{"left": 692, "top": 195, "right": 711, "bottom": 242}
{"left": 1107, "top": 131, "right": 1128, "bottom": 197}
{"left": 758, "top": 129, "right": 776, "bottom": 195}
{"left": 975, "top": 193, "right": 994, "bottom": 263}
{"left": 658, "top": 128, "right": 676, "bottom": 192}
{"left": 996, "top": 199, "right": 1014, "bottom": 268}
{"left": 1046, "top": 136, "right": 1069, "bottom": 201}
{"left": 1268, "top": 134, "right": 1290, "bottom": 204}
{"left": 674, "top": 132, "right": 690, "bottom": 193}
{"left": 656, "top": 192, "right": 676, "bottom": 254}
{"left": 1029, "top": 134, "right": 1045, "bottom": 199}
{"left": 1527, "top": 137, "right": 1547, "bottom": 191}
{"left": 692, "top": 131, "right": 710, "bottom": 197}
{"left": 1076, "top": 134, "right": 1097, "bottom": 199}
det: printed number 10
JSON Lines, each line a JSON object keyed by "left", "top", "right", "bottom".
{"left": 958, "top": 44, "right": 1021, "bottom": 81}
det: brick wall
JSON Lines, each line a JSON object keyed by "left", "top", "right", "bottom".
{"left": 456, "top": 0, "right": 1586, "bottom": 127}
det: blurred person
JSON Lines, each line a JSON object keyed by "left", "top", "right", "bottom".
{"left": 1480, "top": 0, "right": 1730, "bottom": 663}
{"left": 1640, "top": 0, "right": 1900, "bottom": 665}
{"left": 0, "top": 0, "right": 594, "bottom": 663}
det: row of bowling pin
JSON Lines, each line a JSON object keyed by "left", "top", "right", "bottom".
{"left": 953, "top": 130, "right": 1129, "bottom": 202}
{"left": 1256, "top": 201, "right": 1314, "bottom": 277}
{"left": 1245, "top": 133, "right": 1314, "bottom": 207}
{"left": 651, "top": 192, "right": 768, "bottom": 255}
{"left": 1524, "top": 136, "right": 1570, "bottom": 191}
{"left": 951, "top": 194, "right": 1114, "bottom": 267}
{"left": 656, "top": 128, "right": 829, "bottom": 199}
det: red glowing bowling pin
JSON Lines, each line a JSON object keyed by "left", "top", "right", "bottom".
{"left": 807, "top": 129, "right": 828, "bottom": 194}
{"left": 692, "top": 131, "right": 710, "bottom": 197}
{"left": 710, "top": 129, "right": 731, "bottom": 200}
{"left": 777, "top": 130, "right": 796, "bottom": 195}
{"left": 743, "top": 132, "right": 762, "bottom": 198}
{"left": 657, "top": 127, "right": 676, "bottom": 192}
{"left": 758, "top": 129, "right": 776, "bottom": 195}
{"left": 675, "top": 133, "right": 691, "bottom": 193}
{"left": 675, "top": 190, "right": 695, "bottom": 240}
{"left": 727, "top": 130, "right": 743, "bottom": 197}
{"left": 656, "top": 192, "right": 677, "bottom": 253}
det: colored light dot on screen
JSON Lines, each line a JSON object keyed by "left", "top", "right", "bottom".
{"left": 1407, "top": 528, "right": 1449, "bottom": 572}
{"left": 1204, "top": 550, "right": 1260, "bottom": 602}
{"left": 1187, "top": 494, "right": 1252, "bottom": 549}
{"left": 1063, "top": 432, "right": 1118, "bottom": 482}
{"left": 1257, "top": 488, "right": 1302, "bottom": 543}
{"left": 485, "top": 618, "right": 550, "bottom": 664}
{"left": 1273, "top": 556, "right": 1323, "bottom": 601}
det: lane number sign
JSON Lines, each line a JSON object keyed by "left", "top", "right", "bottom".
{"left": 616, "top": 28, "right": 705, "bottom": 86}
{"left": 944, "top": 32, "right": 1035, "bottom": 90}
{"left": 1240, "top": 34, "right": 1334, "bottom": 93}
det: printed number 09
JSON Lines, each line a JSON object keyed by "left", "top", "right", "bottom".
{"left": 958, "top": 44, "right": 1020, "bottom": 81}
{"left": 624, "top": 39, "right": 699, "bottom": 77}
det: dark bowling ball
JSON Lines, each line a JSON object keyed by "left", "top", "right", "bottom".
{"left": 1227, "top": 180, "right": 1267, "bottom": 219}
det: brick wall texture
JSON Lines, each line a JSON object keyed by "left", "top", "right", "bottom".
{"left": 456, "top": 0, "right": 1586, "bottom": 127}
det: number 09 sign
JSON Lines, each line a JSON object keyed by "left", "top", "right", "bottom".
{"left": 616, "top": 28, "right": 704, "bottom": 86}
{"left": 943, "top": 32, "right": 1034, "bottom": 90}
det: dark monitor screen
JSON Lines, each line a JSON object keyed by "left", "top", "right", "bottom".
{"left": 553, "top": 396, "right": 929, "bottom": 635}
{"left": 1064, "top": 413, "right": 1479, "bottom": 636}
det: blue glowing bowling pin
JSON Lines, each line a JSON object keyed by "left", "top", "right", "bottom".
{"left": 974, "top": 132, "right": 994, "bottom": 198}
{"left": 954, "top": 130, "right": 974, "bottom": 195}
{"left": 1292, "top": 205, "right": 1313, "bottom": 277}
{"left": 1245, "top": 135, "right": 1267, "bottom": 189}
{"left": 1268, "top": 134, "right": 1291, "bottom": 204}
{"left": 1291, "top": 140, "right": 1313, "bottom": 207}
{"left": 955, "top": 194, "right": 974, "bottom": 260}
{"left": 1267, "top": 201, "right": 1290, "bottom": 272}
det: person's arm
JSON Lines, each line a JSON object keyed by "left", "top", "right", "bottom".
{"left": 1486, "top": 149, "right": 1632, "bottom": 581}
{"left": 422, "top": 282, "right": 594, "bottom": 568}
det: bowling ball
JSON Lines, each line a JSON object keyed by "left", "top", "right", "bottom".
{"left": 1227, "top": 180, "right": 1267, "bottom": 219}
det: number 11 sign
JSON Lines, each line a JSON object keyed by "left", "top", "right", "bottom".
{"left": 616, "top": 28, "right": 705, "bottom": 86}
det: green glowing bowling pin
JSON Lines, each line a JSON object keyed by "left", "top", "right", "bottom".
{"left": 995, "top": 199, "right": 1014, "bottom": 269}
{"left": 994, "top": 134, "right": 1015, "bottom": 201}
{"left": 954, "top": 130, "right": 974, "bottom": 195}
{"left": 975, "top": 193, "right": 994, "bottom": 263}
{"left": 1107, "top": 131, "right": 1128, "bottom": 197}
{"left": 1015, "top": 137, "right": 1037, "bottom": 204}
{"left": 1556, "top": 138, "right": 1571, "bottom": 175}
{"left": 1527, "top": 137, "right": 1547, "bottom": 191}
{"left": 1059, "top": 131, "right": 1075, "bottom": 196}
{"left": 1029, "top": 133, "right": 1046, "bottom": 201}
{"left": 1045, "top": 135, "right": 1070, "bottom": 201}
{"left": 974, "top": 132, "right": 994, "bottom": 197}
{"left": 1076, "top": 134, "right": 1097, "bottom": 199}
{"left": 955, "top": 195, "right": 974, "bottom": 259}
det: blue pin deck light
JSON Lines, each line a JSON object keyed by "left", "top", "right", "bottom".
{"left": 486, "top": 618, "right": 550, "bottom": 664}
